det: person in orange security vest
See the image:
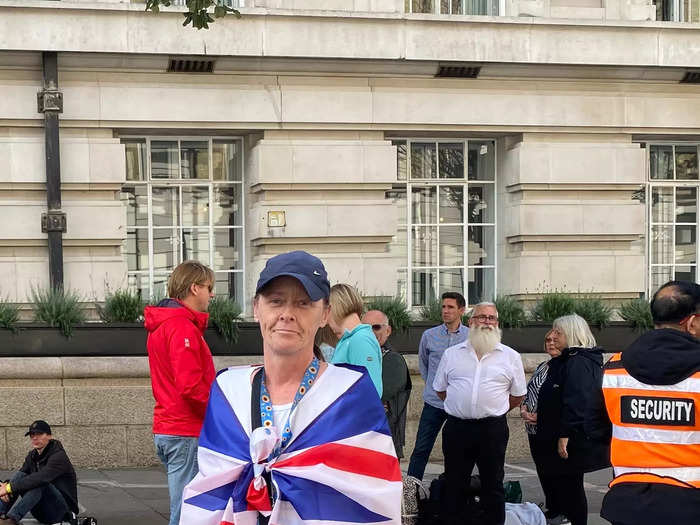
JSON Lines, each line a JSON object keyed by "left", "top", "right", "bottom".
{"left": 600, "top": 280, "right": 700, "bottom": 525}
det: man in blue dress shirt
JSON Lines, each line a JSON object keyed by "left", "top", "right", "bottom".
{"left": 406, "top": 292, "right": 468, "bottom": 480}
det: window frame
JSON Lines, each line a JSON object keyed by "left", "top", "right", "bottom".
{"left": 121, "top": 135, "right": 246, "bottom": 312}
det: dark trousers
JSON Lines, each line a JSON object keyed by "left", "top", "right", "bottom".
{"left": 0, "top": 471, "right": 69, "bottom": 524}
{"left": 442, "top": 414, "right": 509, "bottom": 525}
{"left": 407, "top": 402, "right": 447, "bottom": 479}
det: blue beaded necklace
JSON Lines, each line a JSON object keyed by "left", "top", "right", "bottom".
{"left": 259, "top": 357, "right": 320, "bottom": 460}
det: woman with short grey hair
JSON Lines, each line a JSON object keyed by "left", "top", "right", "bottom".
{"left": 528, "top": 314, "right": 611, "bottom": 525}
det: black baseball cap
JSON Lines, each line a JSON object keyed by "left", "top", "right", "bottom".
{"left": 25, "top": 420, "right": 51, "bottom": 436}
{"left": 255, "top": 251, "right": 330, "bottom": 301}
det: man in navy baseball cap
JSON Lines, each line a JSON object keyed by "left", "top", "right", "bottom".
{"left": 255, "top": 250, "right": 330, "bottom": 301}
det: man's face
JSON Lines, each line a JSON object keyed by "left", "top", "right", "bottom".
{"left": 189, "top": 280, "right": 214, "bottom": 313}
{"left": 253, "top": 276, "right": 329, "bottom": 357}
{"left": 441, "top": 298, "right": 465, "bottom": 324}
{"left": 362, "top": 310, "right": 392, "bottom": 346}
{"left": 30, "top": 432, "right": 51, "bottom": 451}
{"left": 469, "top": 304, "right": 499, "bottom": 331}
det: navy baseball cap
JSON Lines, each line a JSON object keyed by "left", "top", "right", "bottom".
{"left": 256, "top": 251, "right": 330, "bottom": 301}
{"left": 25, "top": 420, "right": 51, "bottom": 436}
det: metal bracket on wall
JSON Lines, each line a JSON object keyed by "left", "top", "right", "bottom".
{"left": 41, "top": 211, "right": 67, "bottom": 233}
{"left": 37, "top": 90, "right": 63, "bottom": 113}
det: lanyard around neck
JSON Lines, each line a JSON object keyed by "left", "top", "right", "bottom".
{"left": 259, "top": 357, "right": 320, "bottom": 459}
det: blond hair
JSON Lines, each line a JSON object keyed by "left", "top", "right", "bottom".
{"left": 552, "top": 314, "right": 597, "bottom": 349}
{"left": 167, "top": 260, "right": 215, "bottom": 300}
{"left": 329, "top": 283, "right": 364, "bottom": 323}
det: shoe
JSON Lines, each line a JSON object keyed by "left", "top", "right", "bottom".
{"left": 546, "top": 516, "right": 571, "bottom": 525}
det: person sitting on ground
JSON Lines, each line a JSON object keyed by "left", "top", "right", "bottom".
{"left": 0, "top": 420, "right": 79, "bottom": 525}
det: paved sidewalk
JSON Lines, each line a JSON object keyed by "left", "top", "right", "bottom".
{"left": 2, "top": 463, "right": 613, "bottom": 524}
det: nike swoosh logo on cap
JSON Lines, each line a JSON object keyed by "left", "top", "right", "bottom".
{"left": 313, "top": 270, "right": 321, "bottom": 275}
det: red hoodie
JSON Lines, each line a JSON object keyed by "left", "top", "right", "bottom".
{"left": 144, "top": 299, "right": 216, "bottom": 437}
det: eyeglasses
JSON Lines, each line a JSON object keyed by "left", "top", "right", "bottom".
{"left": 471, "top": 315, "right": 498, "bottom": 323}
{"left": 371, "top": 324, "right": 388, "bottom": 331}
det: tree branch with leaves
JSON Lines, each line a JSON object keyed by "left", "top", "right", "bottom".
{"left": 145, "top": 0, "right": 241, "bottom": 30}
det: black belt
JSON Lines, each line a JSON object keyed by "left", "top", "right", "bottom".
{"left": 447, "top": 413, "right": 506, "bottom": 423}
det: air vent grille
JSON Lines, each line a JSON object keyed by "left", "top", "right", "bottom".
{"left": 168, "top": 59, "right": 215, "bottom": 73}
{"left": 436, "top": 65, "right": 481, "bottom": 78}
{"left": 681, "top": 71, "right": 700, "bottom": 83}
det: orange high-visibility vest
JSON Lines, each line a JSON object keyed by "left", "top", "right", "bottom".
{"left": 602, "top": 353, "right": 700, "bottom": 489}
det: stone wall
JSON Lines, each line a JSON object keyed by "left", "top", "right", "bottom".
{"left": 0, "top": 354, "right": 548, "bottom": 469}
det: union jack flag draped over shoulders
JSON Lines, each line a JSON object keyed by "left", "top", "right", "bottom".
{"left": 180, "top": 362, "right": 402, "bottom": 525}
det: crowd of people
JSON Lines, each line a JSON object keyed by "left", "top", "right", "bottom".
{"left": 1, "top": 249, "right": 697, "bottom": 525}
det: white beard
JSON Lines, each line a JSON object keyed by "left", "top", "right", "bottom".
{"left": 469, "top": 325, "right": 502, "bottom": 358}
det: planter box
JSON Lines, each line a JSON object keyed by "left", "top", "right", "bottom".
{"left": 0, "top": 321, "right": 643, "bottom": 357}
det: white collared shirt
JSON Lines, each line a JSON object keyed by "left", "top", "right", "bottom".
{"left": 432, "top": 341, "right": 527, "bottom": 419}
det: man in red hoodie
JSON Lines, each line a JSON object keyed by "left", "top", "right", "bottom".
{"left": 144, "top": 260, "right": 216, "bottom": 525}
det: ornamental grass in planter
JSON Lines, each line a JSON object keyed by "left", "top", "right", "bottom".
{"left": 98, "top": 289, "right": 146, "bottom": 323}
{"left": 31, "top": 287, "right": 86, "bottom": 338}
{"left": 618, "top": 298, "right": 653, "bottom": 331}
{"left": 0, "top": 298, "right": 19, "bottom": 332}
{"left": 208, "top": 296, "right": 242, "bottom": 345}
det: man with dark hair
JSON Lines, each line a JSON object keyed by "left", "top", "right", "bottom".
{"left": 0, "top": 421, "right": 78, "bottom": 525}
{"left": 407, "top": 292, "right": 468, "bottom": 481}
{"left": 600, "top": 280, "right": 700, "bottom": 525}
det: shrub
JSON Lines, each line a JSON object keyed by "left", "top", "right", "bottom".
{"left": 98, "top": 289, "right": 146, "bottom": 323}
{"left": 493, "top": 295, "right": 526, "bottom": 329}
{"left": 573, "top": 295, "right": 613, "bottom": 328}
{"left": 530, "top": 290, "right": 577, "bottom": 323}
{"left": 618, "top": 298, "right": 653, "bottom": 331}
{"left": 208, "top": 296, "right": 242, "bottom": 345}
{"left": 364, "top": 296, "right": 412, "bottom": 334}
{"left": 419, "top": 298, "right": 442, "bottom": 324}
{"left": 31, "top": 287, "right": 86, "bottom": 338}
{"left": 0, "top": 299, "right": 20, "bottom": 332}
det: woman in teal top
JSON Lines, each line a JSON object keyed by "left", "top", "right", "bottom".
{"left": 327, "top": 284, "right": 383, "bottom": 397}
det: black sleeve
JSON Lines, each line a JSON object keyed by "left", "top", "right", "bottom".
{"left": 11, "top": 450, "right": 70, "bottom": 494}
{"left": 559, "top": 356, "right": 595, "bottom": 438}
{"left": 17, "top": 453, "right": 32, "bottom": 475}
{"left": 381, "top": 352, "right": 409, "bottom": 403}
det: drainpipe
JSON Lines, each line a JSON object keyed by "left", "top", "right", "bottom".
{"left": 38, "top": 51, "right": 66, "bottom": 290}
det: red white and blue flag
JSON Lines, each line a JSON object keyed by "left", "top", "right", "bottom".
{"left": 180, "top": 363, "right": 402, "bottom": 525}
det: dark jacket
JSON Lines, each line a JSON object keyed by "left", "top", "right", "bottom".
{"left": 380, "top": 343, "right": 412, "bottom": 458}
{"left": 11, "top": 439, "right": 78, "bottom": 514}
{"left": 601, "top": 329, "right": 700, "bottom": 525}
{"left": 533, "top": 346, "right": 611, "bottom": 474}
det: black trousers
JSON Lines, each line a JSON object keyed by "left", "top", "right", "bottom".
{"left": 442, "top": 414, "right": 509, "bottom": 525}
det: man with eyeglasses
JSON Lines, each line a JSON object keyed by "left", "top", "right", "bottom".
{"left": 144, "top": 260, "right": 216, "bottom": 525}
{"left": 407, "top": 292, "right": 469, "bottom": 481}
{"left": 433, "top": 301, "right": 526, "bottom": 525}
{"left": 362, "top": 309, "right": 412, "bottom": 458}
{"left": 600, "top": 280, "right": 700, "bottom": 525}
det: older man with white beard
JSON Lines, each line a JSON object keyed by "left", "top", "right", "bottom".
{"left": 433, "top": 302, "right": 526, "bottom": 525}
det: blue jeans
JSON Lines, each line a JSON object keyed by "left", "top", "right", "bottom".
{"left": 407, "top": 402, "right": 448, "bottom": 480}
{"left": 154, "top": 434, "right": 199, "bottom": 525}
{"left": 0, "top": 471, "right": 69, "bottom": 524}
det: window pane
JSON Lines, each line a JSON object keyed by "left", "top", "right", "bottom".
{"left": 214, "top": 271, "right": 244, "bottom": 302}
{"left": 121, "top": 185, "right": 148, "bottom": 227}
{"left": 411, "top": 142, "right": 437, "bottom": 179}
{"left": 439, "top": 186, "right": 463, "bottom": 224}
{"left": 182, "top": 228, "right": 210, "bottom": 265}
{"left": 127, "top": 273, "right": 150, "bottom": 301}
{"left": 397, "top": 268, "right": 408, "bottom": 304}
{"left": 675, "top": 265, "right": 696, "bottom": 283}
{"left": 394, "top": 140, "right": 407, "bottom": 181}
{"left": 468, "top": 183, "right": 495, "bottom": 224}
{"left": 151, "top": 141, "right": 179, "bottom": 179}
{"left": 452, "top": 0, "right": 463, "bottom": 13}
{"left": 676, "top": 145, "right": 699, "bottom": 180}
{"left": 651, "top": 266, "right": 673, "bottom": 293}
{"left": 153, "top": 274, "right": 169, "bottom": 301}
{"left": 124, "top": 139, "right": 146, "bottom": 181}
{"left": 152, "top": 187, "right": 179, "bottom": 227}
{"left": 440, "top": 268, "right": 463, "bottom": 298}
{"left": 213, "top": 140, "right": 242, "bottom": 182}
{"left": 675, "top": 225, "right": 696, "bottom": 264}
{"left": 412, "top": 269, "right": 437, "bottom": 307}
{"left": 651, "top": 186, "right": 674, "bottom": 223}
{"left": 125, "top": 229, "right": 149, "bottom": 272}
{"left": 676, "top": 187, "right": 697, "bottom": 223}
{"left": 468, "top": 225, "right": 495, "bottom": 266}
{"left": 438, "top": 143, "right": 464, "bottom": 179}
{"left": 181, "top": 141, "right": 209, "bottom": 180}
{"left": 468, "top": 141, "right": 495, "bottom": 181}
{"left": 651, "top": 225, "right": 673, "bottom": 264}
{"left": 153, "top": 228, "right": 177, "bottom": 272}
{"left": 440, "top": 0, "right": 449, "bottom": 12}
{"left": 387, "top": 187, "right": 408, "bottom": 258}
{"left": 468, "top": 267, "right": 495, "bottom": 304}
{"left": 213, "top": 185, "right": 242, "bottom": 227}
{"left": 412, "top": 186, "right": 437, "bottom": 223}
{"left": 650, "top": 145, "right": 674, "bottom": 180}
{"left": 182, "top": 186, "right": 210, "bottom": 227}
{"left": 412, "top": 0, "right": 435, "bottom": 13}
{"left": 213, "top": 228, "right": 243, "bottom": 271}
{"left": 412, "top": 226, "right": 438, "bottom": 266}
{"left": 439, "top": 226, "right": 464, "bottom": 266}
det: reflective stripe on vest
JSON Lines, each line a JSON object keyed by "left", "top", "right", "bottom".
{"left": 602, "top": 353, "right": 700, "bottom": 489}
